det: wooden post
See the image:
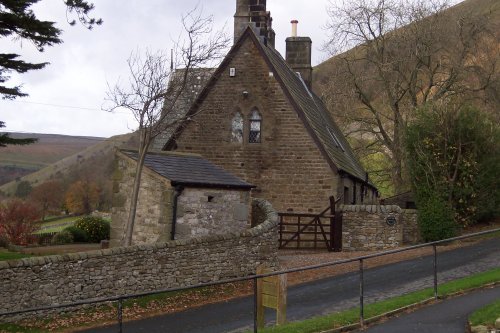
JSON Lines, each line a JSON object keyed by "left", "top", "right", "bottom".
{"left": 256, "top": 267, "right": 264, "bottom": 329}
{"left": 256, "top": 265, "right": 287, "bottom": 329}
{"left": 277, "top": 273, "right": 287, "bottom": 325}
{"left": 329, "top": 196, "right": 335, "bottom": 251}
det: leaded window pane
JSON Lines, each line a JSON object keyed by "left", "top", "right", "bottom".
{"left": 231, "top": 112, "right": 243, "bottom": 143}
{"left": 249, "top": 110, "right": 262, "bottom": 143}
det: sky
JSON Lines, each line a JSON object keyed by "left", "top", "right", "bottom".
{"left": 0, "top": 0, "right": 333, "bottom": 138}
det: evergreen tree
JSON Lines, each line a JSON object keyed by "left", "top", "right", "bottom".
{"left": 0, "top": 0, "right": 101, "bottom": 145}
{"left": 0, "top": 121, "right": 37, "bottom": 146}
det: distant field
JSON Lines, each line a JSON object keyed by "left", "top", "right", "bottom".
{"left": 34, "top": 216, "right": 82, "bottom": 234}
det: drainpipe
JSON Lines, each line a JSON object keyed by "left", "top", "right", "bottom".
{"left": 171, "top": 185, "right": 184, "bottom": 240}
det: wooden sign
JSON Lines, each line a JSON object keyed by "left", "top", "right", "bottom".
{"left": 256, "top": 265, "right": 287, "bottom": 329}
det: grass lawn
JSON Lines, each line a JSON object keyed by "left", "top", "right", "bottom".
{"left": 0, "top": 323, "right": 44, "bottom": 333}
{"left": 33, "top": 216, "right": 82, "bottom": 234}
{"left": 0, "top": 250, "right": 32, "bottom": 261}
{"left": 469, "top": 298, "right": 500, "bottom": 328}
{"left": 251, "top": 268, "right": 500, "bottom": 333}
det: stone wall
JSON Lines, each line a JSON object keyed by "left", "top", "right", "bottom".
{"left": 176, "top": 188, "right": 251, "bottom": 239}
{"left": 402, "top": 209, "right": 419, "bottom": 245}
{"left": 111, "top": 152, "right": 174, "bottom": 246}
{"left": 340, "top": 205, "right": 419, "bottom": 251}
{"left": 111, "top": 151, "right": 253, "bottom": 246}
{"left": 0, "top": 199, "right": 278, "bottom": 318}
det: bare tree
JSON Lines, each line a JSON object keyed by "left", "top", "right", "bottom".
{"left": 105, "top": 8, "right": 229, "bottom": 246}
{"left": 319, "top": 0, "right": 499, "bottom": 193}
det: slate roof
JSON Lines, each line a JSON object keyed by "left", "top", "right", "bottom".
{"left": 151, "top": 68, "right": 216, "bottom": 151}
{"left": 258, "top": 41, "right": 369, "bottom": 183}
{"left": 121, "top": 150, "right": 254, "bottom": 189}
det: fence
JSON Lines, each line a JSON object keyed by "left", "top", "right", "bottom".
{"left": 30, "top": 232, "right": 56, "bottom": 245}
{"left": 1, "top": 228, "right": 499, "bottom": 332}
{"left": 278, "top": 196, "right": 342, "bottom": 251}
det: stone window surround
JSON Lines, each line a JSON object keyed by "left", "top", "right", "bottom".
{"left": 229, "top": 105, "right": 264, "bottom": 145}
{"left": 249, "top": 108, "right": 262, "bottom": 143}
{"left": 231, "top": 111, "right": 244, "bottom": 143}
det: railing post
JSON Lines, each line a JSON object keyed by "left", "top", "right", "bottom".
{"left": 253, "top": 277, "right": 258, "bottom": 333}
{"left": 433, "top": 245, "right": 438, "bottom": 299}
{"left": 359, "top": 259, "right": 364, "bottom": 328}
{"left": 117, "top": 298, "right": 123, "bottom": 333}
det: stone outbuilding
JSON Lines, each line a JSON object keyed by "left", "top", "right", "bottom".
{"left": 111, "top": 150, "right": 254, "bottom": 246}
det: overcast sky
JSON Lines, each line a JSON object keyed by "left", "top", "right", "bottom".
{"left": 0, "top": 0, "right": 333, "bottom": 138}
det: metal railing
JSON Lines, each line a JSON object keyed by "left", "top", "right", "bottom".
{"left": 1, "top": 228, "right": 499, "bottom": 332}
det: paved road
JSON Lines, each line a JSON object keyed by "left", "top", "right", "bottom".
{"left": 361, "top": 285, "right": 500, "bottom": 333}
{"left": 80, "top": 238, "right": 500, "bottom": 333}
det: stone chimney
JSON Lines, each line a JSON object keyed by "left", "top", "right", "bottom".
{"left": 285, "top": 20, "right": 312, "bottom": 89}
{"left": 234, "top": 0, "right": 275, "bottom": 47}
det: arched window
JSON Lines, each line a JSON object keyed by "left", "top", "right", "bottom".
{"left": 231, "top": 112, "right": 243, "bottom": 143}
{"left": 249, "top": 109, "right": 262, "bottom": 143}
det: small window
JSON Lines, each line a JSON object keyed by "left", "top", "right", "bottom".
{"left": 231, "top": 112, "right": 243, "bottom": 143}
{"left": 249, "top": 110, "right": 262, "bottom": 143}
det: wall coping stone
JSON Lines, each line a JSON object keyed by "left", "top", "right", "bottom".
{"left": 340, "top": 204, "right": 404, "bottom": 213}
{"left": 2, "top": 199, "right": 278, "bottom": 270}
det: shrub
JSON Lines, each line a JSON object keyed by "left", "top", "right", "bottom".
{"left": 406, "top": 103, "right": 500, "bottom": 227}
{"left": 417, "top": 193, "right": 457, "bottom": 242}
{"left": 0, "top": 199, "right": 40, "bottom": 245}
{"left": 74, "top": 216, "right": 110, "bottom": 243}
{"left": 51, "top": 230, "right": 74, "bottom": 245}
{"left": 64, "top": 226, "right": 89, "bottom": 243}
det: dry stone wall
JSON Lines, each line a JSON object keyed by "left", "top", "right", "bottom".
{"left": 340, "top": 205, "right": 419, "bottom": 251}
{"left": 0, "top": 199, "right": 278, "bottom": 318}
{"left": 111, "top": 153, "right": 174, "bottom": 246}
{"left": 176, "top": 188, "right": 250, "bottom": 239}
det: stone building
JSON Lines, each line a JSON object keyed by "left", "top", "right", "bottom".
{"left": 111, "top": 150, "right": 254, "bottom": 246}
{"left": 156, "top": 0, "right": 378, "bottom": 213}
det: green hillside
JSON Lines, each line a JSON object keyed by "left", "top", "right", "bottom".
{"left": 0, "top": 133, "right": 137, "bottom": 196}
{"left": 0, "top": 134, "right": 104, "bottom": 185}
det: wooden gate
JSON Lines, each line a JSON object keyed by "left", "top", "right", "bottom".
{"left": 278, "top": 196, "right": 342, "bottom": 252}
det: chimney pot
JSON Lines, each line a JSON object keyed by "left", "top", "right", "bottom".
{"left": 291, "top": 20, "right": 299, "bottom": 37}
